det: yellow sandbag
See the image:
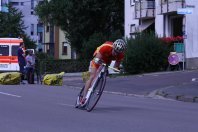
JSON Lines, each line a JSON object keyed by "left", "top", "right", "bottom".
{"left": 82, "top": 71, "right": 90, "bottom": 82}
{"left": 43, "top": 72, "right": 65, "bottom": 86}
{"left": 0, "top": 72, "right": 21, "bottom": 85}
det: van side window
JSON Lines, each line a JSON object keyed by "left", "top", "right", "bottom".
{"left": 0, "top": 45, "right": 9, "bottom": 56}
{"left": 12, "top": 45, "right": 19, "bottom": 56}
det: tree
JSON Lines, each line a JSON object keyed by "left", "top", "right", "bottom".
{"left": 34, "top": 0, "right": 52, "bottom": 24}
{"left": 0, "top": 4, "right": 26, "bottom": 37}
{"left": 35, "top": 0, "right": 124, "bottom": 55}
{"left": 0, "top": 4, "right": 36, "bottom": 49}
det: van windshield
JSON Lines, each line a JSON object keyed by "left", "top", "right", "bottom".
{"left": 0, "top": 45, "right": 9, "bottom": 56}
{"left": 12, "top": 45, "right": 19, "bottom": 56}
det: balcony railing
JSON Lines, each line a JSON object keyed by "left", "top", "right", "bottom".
{"left": 134, "top": 1, "right": 155, "bottom": 19}
{"left": 157, "top": 0, "right": 185, "bottom": 14}
{"left": 160, "top": 0, "right": 184, "bottom": 4}
{"left": 135, "top": 1, "right": 155, "bottom": 11}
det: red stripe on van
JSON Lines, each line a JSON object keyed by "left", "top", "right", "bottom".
{"left": 10, "top": 56, "right": 18, "bottom": 63}
{"left": 0, "top": 39, "right": 23, "bottom": 43}
{"left": 0, "top": 56, "right": 18, "bottom": 63}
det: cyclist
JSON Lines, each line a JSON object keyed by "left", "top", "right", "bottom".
{"left": 80, "top": 39, "right": 127, "bottom": 104}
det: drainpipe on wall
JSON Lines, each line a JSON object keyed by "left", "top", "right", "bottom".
{"left": 167, "top": 0, "right": 169, "bottom": 12}
{"left": 182, "top": 0, "right": 186, "bottom": 71}
{"left": 163, "top": 15, "right": 166, "bottom": 37}
{"left": 161, "top": 0, "right": 162, "bottom": 14}
{"left": 139, "top": 0, "right": 142, "bottom": 31}
{"left": 54, "top": 26, "right": 59, "bottom": 59}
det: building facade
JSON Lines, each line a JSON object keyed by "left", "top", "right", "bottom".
{"left": 125, "top": 0, "right": 198, "bottom": 69}
{"left": 8, "top": 0, "right": 72, "bottom": 59}
{"left": 9, "top": 0, "right": 41, "bottom": 42}
{"left": 43, "top": 25, "right": 72, "bottom": 59}
{"left": 40, "top": 0, "right": 73, "bottom": 59}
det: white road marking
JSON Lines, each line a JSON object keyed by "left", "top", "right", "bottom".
{"left": 192, "top": 78, "right": 198, "bottom": 82}
{"left": 58, "top": 103, "right": 74, "bottom": 107}
{"left": 0, "top": 92, "right": 21, "bottom": 98}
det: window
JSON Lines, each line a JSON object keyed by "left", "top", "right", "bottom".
{"left": 46, "top": 26, "right": 49, "bottom": 32}
{"left": 130, "top": 0, "right": 136, "bottom": 6}
{"left": 130, "top": 24, "right": 136, "bottom": 33}
{"left": 161, "top": 0, "right": 168, "bottom": 4}
{"left": 62, "top": 42, "right": 68, "bottom": 55}
{"left": 2, "top": 0, "right": 9, "bottom": 5}
{"left": 31, "top": 10, "right": 34, "bottom": 15}
{"left": 11, "top": 45, "right": 19, "bottom": 56}
{"left": 10, "top": 2, "right": 19, "bottom": 6}
{"left": 21, "top": 2, "right": 24, "bottom": 6}
{"left": 38, "top": 1, "right": 44, "bottom": 4}
{"left": 0, "top": 45, "right": 9, "bottom": 56}
{"left": 31, "top": 0, "right": 34, "bottom": 9}
{"left": 31, "top": 24, "right": 34, "bottom": 35}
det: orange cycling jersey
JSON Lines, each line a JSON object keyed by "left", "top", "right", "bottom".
{"left": 91, "top": 41, "right": 124, "bottom": 69}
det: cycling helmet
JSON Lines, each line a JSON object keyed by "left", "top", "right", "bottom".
{"left": 113, "top": 39, "right": 127, "bottom": 53}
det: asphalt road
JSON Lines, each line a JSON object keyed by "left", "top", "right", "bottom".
{"left": 63, "top": 70, "right": 198, "bottom": 97}
{"left": 0, "top": 84, "right": 198, "bottom": 132}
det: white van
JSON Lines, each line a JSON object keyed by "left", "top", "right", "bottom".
{"left": 0, "top": 38, "right": 23, "bottom": 71}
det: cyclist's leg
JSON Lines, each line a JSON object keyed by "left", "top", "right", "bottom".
{"left": 83, "top": 69, "right": 97, "bottom": 98}
{"left": 82, "top": 62, "right": 98, "bottom": 102}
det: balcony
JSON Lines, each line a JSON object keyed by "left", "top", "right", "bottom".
{"left": 157, "top": 0, "right": 185, "bottom": 14}
{"left": 134, "top": 1, "right": 155, "bottom": 20}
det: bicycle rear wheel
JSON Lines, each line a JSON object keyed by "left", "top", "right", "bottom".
{"left": 86, "top": 72, "right": 107, "bottom": 112}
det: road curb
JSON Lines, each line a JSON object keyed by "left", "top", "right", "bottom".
{"left": 194, "top": 97, "right": 198, "bottom": 102}
{"left": 177, "top": 95, "right": 195, "bottom": 102}
{"left": 156, "top": 91, "right": 198, "bottom": 103}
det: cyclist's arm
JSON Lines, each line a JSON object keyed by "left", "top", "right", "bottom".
{"left": 93, "top": 52, "right": 103, "bottom": 64}
{"left": 114, "top": 53, "right": 124, "bottom": 70}
{"left": 114, "top": 60, "right": 121, "bottom": 70}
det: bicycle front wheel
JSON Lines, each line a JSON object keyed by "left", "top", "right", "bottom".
{"left": 86, "top": 72, "right": 107, "bottom": 112}
{"left": 75, "top": 86, "right": 85, "bottom": 108}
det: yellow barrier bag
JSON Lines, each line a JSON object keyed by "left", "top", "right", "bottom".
{"left": 43, "top": 72, "right": 65, "bottom": 86}
{"left": 82, "top": 71, "right": 90, "bottom": 82}
{"left": 0, "top": 72, "right": 21, "bottom": 85}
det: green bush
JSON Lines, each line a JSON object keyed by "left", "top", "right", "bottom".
{"left": 34, "top": 52, "right": 54, "bottom": 74}
{"left": 123, "top": 33, "right": 169, "bottom": 74}
{"left": 35, "top": 52, "right": 53, "bottom": 60}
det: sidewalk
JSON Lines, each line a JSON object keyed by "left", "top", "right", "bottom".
{"left": 63, "top": 70, "right": 198, "bottom": 103}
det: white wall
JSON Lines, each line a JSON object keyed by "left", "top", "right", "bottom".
{"left": 155, "top": 15, "right": 164, "bottom": 37}
{"left": 59, "top": 29, "right": 71, "bottom": 59}
{"left": 124, "top": 0, "right": 139, "bottom": 38}
{"left": 185, "top": 0, "right": 198, "bottom": 58}
{"left": 10, "top": 0, "right": 39, "bottom": 42}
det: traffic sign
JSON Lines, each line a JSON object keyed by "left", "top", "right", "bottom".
{"left": 168, "top": 53, "right": 179, "bottom": 65}
{"left": 177, "top": 8, "right": 193, "bottom": 15}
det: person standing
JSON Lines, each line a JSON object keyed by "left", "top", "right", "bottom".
{"left": 17, "top": 42, "right": 26, "bottom": 84}
{"left": 25, "top": 50, "right": 35, "bottom": 84}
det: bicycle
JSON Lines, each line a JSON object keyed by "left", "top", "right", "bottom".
{"left": 75, "top": 62, "right": 120, "bottom": 112}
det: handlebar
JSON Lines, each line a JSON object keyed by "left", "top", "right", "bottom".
{"left": 102, "top": 63, "right": 120, "bottom": 72}
{"left": 94, "top": 58, "right": 120, "bottom": 72}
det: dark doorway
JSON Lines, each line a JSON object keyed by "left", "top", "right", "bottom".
{"left": 172, "top": 17, "right": 183, "bottom": 36}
